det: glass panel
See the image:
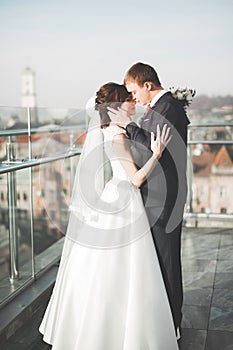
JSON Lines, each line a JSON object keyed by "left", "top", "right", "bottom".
{"left": 0, "top": 107, "right": 29, "bottom": 167}
{"left": 31, "top": 107, "right": 86, "bottom": 159}
{"left": 0, "top": 172, "right": 10, "bottom": 282}
{"left": 189, "top": 122, "right": 233, "bottom": 215}
{"left": 0, "top": 106, "right": 86, "bottom": 305}
{"left": 0, "top": 106, "right": 28, "bottom": 131}
{"left": 33, "top": 156, "right": 80, "bottom": 274}
{"left": 0, "top": 169, "right": 33, "bottom": 304}
{"left": 189, "top": 124, "right": 233, "bottom": 143}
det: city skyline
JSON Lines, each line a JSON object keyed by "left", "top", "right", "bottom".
{"left": 0, "top": 0, "right": 233, "bottom": 108}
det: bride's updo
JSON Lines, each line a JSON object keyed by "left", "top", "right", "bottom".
{"left": 95, "top": 82, "right": 132, "bottom": 128}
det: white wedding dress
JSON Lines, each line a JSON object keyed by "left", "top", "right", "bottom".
{"left": 39, "top": 125, "right": 178, "bottom": 350}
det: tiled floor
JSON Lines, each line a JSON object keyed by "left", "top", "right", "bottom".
{"left": 3, "top": 227, "right": 233, "bottom": 349}
{"left": 179, "top": 227, "right": 233, "bottom": 350}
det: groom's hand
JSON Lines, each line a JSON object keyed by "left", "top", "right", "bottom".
{"left": 107, "top": 107, "right": 132, "bottom": 128}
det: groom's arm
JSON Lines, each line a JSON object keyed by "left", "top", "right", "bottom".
{"left": 127, "top": 103, "right": 179, "bottom": 151}
{"left": 107, "top": 106, "right": 152, "bottom": 149}
{"left": 126, "top": 113, "right": 167, "bottom": 150}
{"left": 126, "top": 122, "right": 151, "bottom": 149}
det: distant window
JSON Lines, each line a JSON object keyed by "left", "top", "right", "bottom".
{"left": 17, "top": 193, "right": 20, "bottom": 200}
{"left": 0, "top": 192, "right": 4, "bottom": 201}
{"left": 41, "top": 189, "right": 45, "bottom": 197}
{"left": 2, "top": 212, "right": 6, "bottom": 222}
{"left": 23, "top": 193, "right": 28, "bottom": 201}
{"left": 220, "top": 208, "right": 227, "bottom": 214}
{"left": 220, "top": 186, "right": 227, "bottom": 199}
{"left": 200, "top": 186, "right": 207, "bottom": 198}
{"left": 201, "top": 207, "right": 206, "bottom": 213}
{"left": 17, "top": 209, "right": 27, "bottom": 219}
{"left": 22, "top": 210, "right": 28, "bottom": 219}
{"left": 50, "top": 190, "right": 56, "bottom": 201}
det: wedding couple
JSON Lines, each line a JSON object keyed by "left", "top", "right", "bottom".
{"left": 39, "top": 62, "right": 190, "bottom": 349}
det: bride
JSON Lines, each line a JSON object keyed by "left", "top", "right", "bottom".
{"left": 39, "top": 82, "right": 178, "bottom": 350}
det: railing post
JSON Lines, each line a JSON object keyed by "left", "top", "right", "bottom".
{"left": 6, "top": 136, "right": 19, "bottom": 282}
{"left": 187, "top": 129, "right": 193, "bottom": 213}
{"left": 27, "top": 107, "right": 35, "bottom": 278}
{"left": 69, "top": 133, "right": 76, "bottom": 191}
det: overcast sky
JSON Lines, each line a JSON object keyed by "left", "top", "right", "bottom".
{"left": 0, "top": 0, "right": 233, "bottom": 108}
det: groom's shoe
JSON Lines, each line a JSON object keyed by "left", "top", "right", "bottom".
{"left": 176, "top": 327, "right": 181, "bottom": 341}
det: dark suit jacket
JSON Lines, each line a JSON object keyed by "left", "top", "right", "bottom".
{"left": 126, "top": 92, "right": 190, "bottom": 229}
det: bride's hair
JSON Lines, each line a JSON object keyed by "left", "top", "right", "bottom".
{"left": 95, "top": 82, "right": 132, "bottom": 128}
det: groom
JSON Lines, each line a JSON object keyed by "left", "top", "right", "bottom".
{"left": 108, "top": 62, "right": 190, "bottom": 338}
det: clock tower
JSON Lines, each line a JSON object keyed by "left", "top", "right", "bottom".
{"left": 21, "top": 67, "right": 38, "bottom": 124}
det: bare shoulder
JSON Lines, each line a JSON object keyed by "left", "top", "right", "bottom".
{"left": 107, "top": 124, "right": 126, "bottom": 141}
{"left": 113, "top": 132, "right": 126, "bottom": 140}
{"left": 112, "top": 131, "right": 130, "bottom": 153}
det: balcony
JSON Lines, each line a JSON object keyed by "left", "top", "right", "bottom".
{"left": 0, "top": 107, "right": 233, "bottom": 349}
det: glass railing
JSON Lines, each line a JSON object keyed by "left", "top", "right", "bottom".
{"left": 186, "top": 121, "right": 233, "bottom": 223}
{"left": 0, "top": 107, "right": 86, "bottom": 306}
{"left": 0, "top": 106, "right": 232, "bottom": 307}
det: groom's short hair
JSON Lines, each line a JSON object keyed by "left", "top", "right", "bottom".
{"left": 124, "top": 62, "right": 161, "bottom": 87}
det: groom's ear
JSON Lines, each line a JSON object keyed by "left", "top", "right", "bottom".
{"left": 144, "top": 82, "right": 152, "bottom": 91}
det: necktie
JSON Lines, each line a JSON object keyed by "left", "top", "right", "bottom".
{"left": 146, "top": 104, "right": 151, "bottom": 113}
{"left": 143, "top": 104, "right": 151, "bottom": 119}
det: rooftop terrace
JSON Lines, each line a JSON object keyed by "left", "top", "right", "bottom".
{"left": 0, "top": 107, "right": 232, "bottom": 349}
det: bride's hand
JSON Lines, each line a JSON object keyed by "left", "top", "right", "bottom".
{"left": 107, "top": 106, "right": 132, "bottom": 128}
{"left": 151, "top": 124, "right": 172, "bottom": 159}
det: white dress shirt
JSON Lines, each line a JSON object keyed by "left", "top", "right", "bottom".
{"left": 149, "top": 89, "right": 169, "bottom": 108}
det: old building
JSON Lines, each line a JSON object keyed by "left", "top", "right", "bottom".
{"left": 192, "top": 145, "right": 233, "bottom": 214}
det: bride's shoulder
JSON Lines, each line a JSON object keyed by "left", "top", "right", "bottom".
{"left": 102, "top": 124, "right": 126, "bottom": 138}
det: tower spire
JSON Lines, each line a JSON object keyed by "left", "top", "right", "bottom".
{"left": 21, "top": 67, "right": 38, "bottom": 124}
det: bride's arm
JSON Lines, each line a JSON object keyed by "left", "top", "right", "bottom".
{"left": 112, "top": 124, "right": 171, "bottom": 188}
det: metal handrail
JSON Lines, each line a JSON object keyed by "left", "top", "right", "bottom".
{"left": 188, "top": 140, "right": 233, "bottom": 144}
{"left": 0, "top": 120, "right": 232, "bottom": 137}
{"left": 184, "top": 212, "right": 233, "bottom": 220}
{"left": 1, "top": 142, "right": 233, "bottom": 175}
{"left": 188, "top": 122, "right": 233, "bottom": 127}
{"left": 0, "top": 120, "right": 232, "bottom": 173}
{"left": 0, "top": 149, "right": 82, "bottom": 175}
{"left": 0, "top": 124, "right": 85, "bottom": 137}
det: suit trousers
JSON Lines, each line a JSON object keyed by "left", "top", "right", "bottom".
{"left": 146, "top": 207, "right": 183, "bottom": 329}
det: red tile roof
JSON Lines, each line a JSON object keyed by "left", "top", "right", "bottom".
{"left": 193, "top": 146, "right": 233, "bottom": 177}
{"left": 213, "top": 146, "right": 233, "bottom": 167}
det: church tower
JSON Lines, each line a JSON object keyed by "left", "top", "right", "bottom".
{"left": 21, "top": 67, "right": 38, "bottom": 124}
